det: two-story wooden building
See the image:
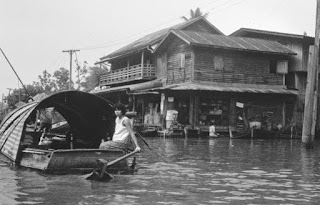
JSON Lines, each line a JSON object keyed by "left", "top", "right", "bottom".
{"left": 230, "top": 28, "right": 315, "bottom": 129}
{"left": 92, "top": 17, "right": 299, "bottom": 134}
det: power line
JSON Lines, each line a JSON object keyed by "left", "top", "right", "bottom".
{"left": 73, "top": 1, "right": 232, "bottom": 51}
{"left": 47, "top": 52, "right": 63, "bottom": 71}
{"left": 72, "top": 0, "right": 247, "bottom": 52}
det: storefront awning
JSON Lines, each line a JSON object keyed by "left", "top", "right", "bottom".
{"left": 91, "top": 80, "right": 163, "bottom": 94}
{"left": 137, "top": 82, "right": 299, "bottom": 95}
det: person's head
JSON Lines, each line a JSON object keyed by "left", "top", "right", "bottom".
{"left": 114, "top": 103, "right": 126, "bottom": 117}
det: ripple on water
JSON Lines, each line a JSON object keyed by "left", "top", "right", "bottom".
{"left": 2, "top": 138, "right": 320, "bottom": 204}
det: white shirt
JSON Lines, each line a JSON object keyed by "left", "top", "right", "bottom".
{"left": 113, "top": 116, "right": 130, "bottom": 141}
{"left": 209, "top": 125, "right": 217, "bottom": 137}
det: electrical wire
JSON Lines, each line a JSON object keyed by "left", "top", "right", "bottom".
{"left": 74, "top": 0, "right": 247, "bottom": 51}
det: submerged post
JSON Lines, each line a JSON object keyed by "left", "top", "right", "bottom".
{"left": 302, "top": 47, "right": 316, "bottom": 148}
{"left": 302, "top": 0, "right": 320, "bottom": 148}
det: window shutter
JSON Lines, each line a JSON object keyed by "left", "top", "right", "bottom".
{"left": 180, "top": 53, "right": 186, "bottom": 68}
{"left": 214, "top": 56, "right": 224, "bottom": 71}
{"left": 276, "top": 60, "right": 288, "bottom": 74}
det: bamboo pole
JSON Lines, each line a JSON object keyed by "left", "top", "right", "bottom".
{"left": 302, "top": 0, "right": 320, "bottom": 148}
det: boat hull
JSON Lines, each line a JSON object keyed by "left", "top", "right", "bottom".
{"left": 19, "top": 148, "right": 134, "bottom": 174}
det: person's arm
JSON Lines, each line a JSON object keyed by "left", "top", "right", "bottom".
{"left": 123, "top": 118, "right": 141, "bottom": 152}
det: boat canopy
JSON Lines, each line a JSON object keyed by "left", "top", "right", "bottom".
{"left": 0, "top": 91, "right": 115, "bottom": 162}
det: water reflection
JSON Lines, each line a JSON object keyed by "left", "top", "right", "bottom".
{"left": 1, "top": 138, "right": 320, "bottom": 204}
{"left": 0, "top": 166, "right": 21, "bottom": 205}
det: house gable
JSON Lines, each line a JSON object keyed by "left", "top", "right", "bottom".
{"left": 99, "top": 17, "right": 224, "bottom": 62}
{"left": 181, "top": 18, "right": 223, "bottom": 35}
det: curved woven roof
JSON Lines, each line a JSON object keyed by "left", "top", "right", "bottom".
{"left": 0, "top": 91, "right": 115, "bottom": 161}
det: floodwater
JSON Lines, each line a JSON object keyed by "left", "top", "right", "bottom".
{"left": 1, "top": 137, "right": 320, "bottom": 205}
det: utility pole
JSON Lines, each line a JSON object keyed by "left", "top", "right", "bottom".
{"left": 63, "top": 49, "right": 80, "bottom": 90}
{"left": 6, "top": 88, "right": 13, "bottom": 107}
{"left": 1, "top": 93, "right": 3, "bottom": 110}
{"left": 302, "top": 0, "right": 320, "bottom": 149}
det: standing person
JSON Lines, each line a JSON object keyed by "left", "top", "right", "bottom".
{"left": 209, "top": 120, "right": 219, "bottom": 137}
{"left": 99, "top": 103, "right": 141, "bottom": 152}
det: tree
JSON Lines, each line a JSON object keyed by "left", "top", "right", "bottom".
{"left": 52, "top": 67, "right": 70, "bottom": 91}
{"left": 181, "top": 8, "right": 208, "bottom": 21}
{"left": 75, "top": 61, "right": 88, "bottom": 90}
{"left": 38, "top": 70, "right": 55, "bottom": 93}
{"left": 6, "top": 83, "right": 44, "bottom": 106}
{"left": 4, "top": 62, "right": 104, "bottom": 107}
{"left": 81, "top": 66, "right": 108, "bottom": 91}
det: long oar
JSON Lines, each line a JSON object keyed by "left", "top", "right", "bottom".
{"left": 86, "top": 149, "right": 139, "bottom": 181}
{"left": 134, "top": 130, "right": 172, "bottom": 163}
{"left": 134, "top": 130, "right": 151, "bottom": 150}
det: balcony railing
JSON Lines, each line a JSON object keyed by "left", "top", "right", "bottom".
{"left": 194, "top": 71, "right": 283, "bottom": 85}
{"left": 100, "top": 64, "right": 155, "bottom": 86}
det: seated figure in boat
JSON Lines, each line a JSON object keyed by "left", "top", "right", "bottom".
{"left": 209, "top": 121, "right": 219, "bottom": 137}
{"left": 38, "top": 128, "right": 53, "bottom": 148}
{"left": 35, "top": 108, "right": 52, "bottom": 132}
{"left": 99, "top": 103, "right": 141, "bottom": 153}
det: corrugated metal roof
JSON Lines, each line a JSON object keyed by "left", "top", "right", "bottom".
{"left": 0, "top": 102, "right": 38, "bottom": 161}
{"left": 91, "top": 79, "right": 163, "bottom": 94}
{"left": 100, "top": 17, "right": 224, "bottom": 62}
{"left": 164, "top": 30, "right": 296, "bottom": 55}
{"left": 142, "top": 82, "right": 298, "bottom": 95}
{"left": 230, "top": 28, "right": 315, "bottom": 41}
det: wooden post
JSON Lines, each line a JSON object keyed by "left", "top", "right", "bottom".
{"left": 189, "top": 92, "right": 194, "bottom": 126}
{"left": 127, "top": 60, "right": 130, "bottom": 80}
{"left": 311, "top": 59, "right": 319, "bottom": 138}
{"left": 132, "top": 95, "right": 136, "bottom": 112}
{"left": 302, "top": 47, "right": 316, "bottom": 147}
{"left": 194, "top": 94, "right": 199, "bottom": 127}
{"left": 282, "top": 101, "right": 286, "bottom": 128}
{"left": 191, "top": 48, "right": 195, "bottom": 81}
{"left": 302, "top": 0, "right": 320, "bottom": 148}
{"left": 141, "top": 50, "right": 144, "bottom": 78}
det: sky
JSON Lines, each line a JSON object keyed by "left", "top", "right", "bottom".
{"left": 0, "top": 0, "right": 317, "bottom": 100}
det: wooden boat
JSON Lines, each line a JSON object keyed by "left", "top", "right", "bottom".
{"left": 19, "top": 148, "right": 132, "bottom": 175}
{"left": 0, "top": 91, "right": 136, "bottom": 175}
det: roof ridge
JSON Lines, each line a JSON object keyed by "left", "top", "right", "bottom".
{"left": 100, "top": 17, "right": 222, "bottom": 61}
{"left": 230, "top": 27, "right": 315, "bottom": 39}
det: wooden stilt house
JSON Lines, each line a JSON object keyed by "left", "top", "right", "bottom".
{"left": 93, "top": 17, "right": 299, "bottom": 135}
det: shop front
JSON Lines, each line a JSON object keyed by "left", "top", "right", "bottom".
{"left": 132, "top": 82, "right": 298, "bottom": 137}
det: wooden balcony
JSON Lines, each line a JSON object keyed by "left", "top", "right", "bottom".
{"left": 100, "top": 64, "right": 156, "bottom": 86}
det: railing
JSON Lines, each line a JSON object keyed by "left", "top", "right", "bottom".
{"left": 100, "top": 64, "right": 155, "bottom": 86}
{"left": 194, "top": 71, "right": 283, "bottom": 85}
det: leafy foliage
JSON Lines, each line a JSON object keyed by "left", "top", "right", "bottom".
{"left": 181, "top": 8, "right": 208, "bottom": 21}
{"left": 81, "top": 66, "right": 107, "bottom": 91}
{"left": 5, "top": 62, "right": 106, "bottom": 107}
{"left": 53, "top": 67, "right": 70, "bottom": 91}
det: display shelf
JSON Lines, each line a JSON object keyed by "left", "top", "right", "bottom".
{"left": 199, "top": 98, "right": 229, "bottom": 126}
